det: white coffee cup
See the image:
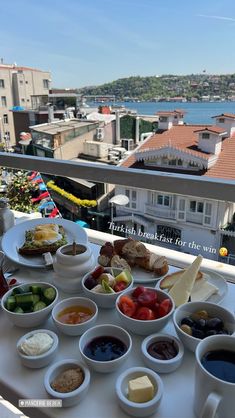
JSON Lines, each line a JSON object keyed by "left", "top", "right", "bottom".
{"left": 194, "top": 334, "right": 235, "bottom": 418}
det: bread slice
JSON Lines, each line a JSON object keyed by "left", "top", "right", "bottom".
{"left": 160, "top": 269, "right": 203, "bottom": 290}
{"left": 18, "top": 225, "right": 67, "bottom": 255}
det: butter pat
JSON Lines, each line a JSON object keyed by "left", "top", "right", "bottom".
{"left": 128, "top": 375, "right": 154, "bottom": 403}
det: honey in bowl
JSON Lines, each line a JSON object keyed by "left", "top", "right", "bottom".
{"left": 57, "top": 306, "right": 94, "bottom": 325}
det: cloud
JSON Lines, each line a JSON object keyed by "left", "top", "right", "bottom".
{"left": 197, "top": 14, "right": 235, "bottom": 22}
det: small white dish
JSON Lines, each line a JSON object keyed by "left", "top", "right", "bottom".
{"left": 79, "top": 324, "right": 132, "bottom": 373}
{"left": 116, "top": 366, "right": 163, "bottom": 417}
{"left": 52, "top": 297, "right": 98, "bottom": 336}
{"left": 53, "top": 243, "right": 95, "bottom": 293}
{"left": 173, "top": 301, "right": 235, "bottom": 352}
{"left": 44, "top": 359, "right": 90, "bottom": 407}
{"left": 17, "top": 329, "right": 58, "bottom": 369}
{"left": 141, "top": 333, "right": 184, "bottom": 373}
{"left": 81, "top": 267, "right": 134, "bottom": 309}
{"left": 1, "top": 282, "right": 58, "bottom": 328}
{"left": 115, "top": 287, "right": 174, "bottom": 336}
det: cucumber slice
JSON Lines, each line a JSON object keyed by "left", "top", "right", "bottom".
{"left": 29, "top": 285, "right": 42, "bottom": 295}
{"left": 33, "top": 301, "right": 47, "bottom": 312}
{"left": 14, "top": 306, "right": 24, "bottom": 314}
{"left": 15, "top": 292, "right": 34, "bottom": 309}
{"left": 6, "top": 296, "right": 16, "bottom": 311}
{"left": 32, "top": 294, "right": 40, "bottom": 305}
{"left": 43, "top": 287, "right": 56, "bottom": 304}
{"left": 12, "top": 287, "right": 23, "bottom": 295}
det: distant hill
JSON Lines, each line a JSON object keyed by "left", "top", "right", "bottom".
{"left": 78, "top": 74, "right": 235, "bottom": 101}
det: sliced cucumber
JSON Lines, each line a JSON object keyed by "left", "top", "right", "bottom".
{"left": 43, "top": 287, "right": 56, "bottom": 304}
{"left": 6, "top": 296, "right": 16, "bottom": 311}
{"left": 12, "top": 287, "right": 23, "bottom": 295}
{"left": 15, "top": 292, "right": 34, "bottom": 309}
{"left": 14, "top": 306, "right": 24, "bottom": 313}
{"left": 33, "top": 301, "right": 47, "bottom": 312}
{"left": 32, "top": 294, "right": 40, "bottom": 305}
{"left": 29, "top": 285, "right": 42, "bottom": 295}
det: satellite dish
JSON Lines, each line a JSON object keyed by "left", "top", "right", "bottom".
{"left": 109, "top": 194, "right": 130, "bottom": 206}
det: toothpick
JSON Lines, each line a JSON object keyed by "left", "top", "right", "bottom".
{"left": 72, "top": 241, "right": 76, "bottom": 256}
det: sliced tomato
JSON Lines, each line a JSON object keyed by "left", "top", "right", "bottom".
{"left": 113, "top": 281, "right": 127, "bottom": 293}
{"left": 91, "top": 266, "right": 105, "bottom": 279}
{"left": 118, "top": 295, "right": 137, "bottom": 317}
{"left": 132, "top": 286, "right": 146, "bottom": 298}
{"left": 137, "top": 289, "right": 157, "bottom": 308}
{"left": 158, "top": 298, "right": 172, "bottom": 317}
{"left": 135, "top": 306, "right": 155, "bottom": 321}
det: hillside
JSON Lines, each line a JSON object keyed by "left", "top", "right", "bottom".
{"left": 78, "top": 74, "right": 235, "bottom": 101}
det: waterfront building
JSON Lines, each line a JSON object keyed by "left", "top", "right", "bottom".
{"left": 0, "top": 61, "right": 50, "bottom": 145}
{"left": 114, "top": 112, "right": 235, "bottom": 262}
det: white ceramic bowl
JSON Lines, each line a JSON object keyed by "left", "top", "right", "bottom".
{"left": 1, "top": 282, "right": 58, "bottom": 328}
{"left": 173, "top": 301, "right": 235, "bottom": 353}
{"left": 79, "top": 324, "right": 132, "bottom": 373}
{"left": 116, "top": 366, "right": 163, "bottom": 417}
{"left": 53, "top": 243, "right": 96, "bottom": 293}
{"left": 52, "top": 297, "right": 98, "bottom": 336}
{"left": 81, "top": 267, "right": 134, "bottom": 309}
{"left": 44, "top": 359, "right": 90, "bottom": 407}
{"left": 17, "top": 329, "right": 58, "bottom": 369}
{"left": 116, "top": 287, "right": 174, "bottom": 336}
{"left": 141, "top": 333, "right": 184, "bottom": 374}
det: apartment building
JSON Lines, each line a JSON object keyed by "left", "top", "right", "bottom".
{"left": 114, "top": 112, "right": 235, "bottom": 261}
{"left": 0, "top": 62, "right": 50, "bottom": 146}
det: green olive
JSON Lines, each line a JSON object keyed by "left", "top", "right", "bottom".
{"left": 180, "top": 324, "right": 192, "bottom": 335}
{"left": 191, "top": 310, "right": 209, "bottom": 320}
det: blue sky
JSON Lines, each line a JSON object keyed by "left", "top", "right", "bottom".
{"left": 1, "top": 0, "right": 235, "bottom": 88}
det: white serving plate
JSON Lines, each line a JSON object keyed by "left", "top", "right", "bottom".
{"left": 155, "top": 269, "right": 228, "bottom": 304}
{"left": 2, "top": 218, "right": 88, "bottom": 268}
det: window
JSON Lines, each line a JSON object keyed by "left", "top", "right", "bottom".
{"left": 160, "top": 116, "right": 168, "bottom": 122}
{"left": 202, "top": 132, "right": 210, "bottom": 139}
{"left": 125, "top": 189, "right": 137, "bottom": 209}
{"left": 0, "top": 79, "right": 5, "bottom": 88}
{"left": 140, "top": 225, "right": 145, "bottom": 234}
{"left": 3, "top": 114, "right": 8, "bottom": 124}
{"left": 169, "top": 159, "right": 176, "bottom": 166}
{"left": 190, "top": 200, "right": 204, "bottom": 213}
{"left": 1, "top": 96, "right": 7, "bottom": 107}
{"left": 25, "top": 81, "right": 28, "bottom": 84}
{"left": 157, "top": 195, "right": 170, "bottom": 206}
{"left": 218, "top": 118, "right": 225, "bottom": 123}
{"left": 43, "top": 79, "right": 49, "bottom": 89}
{"left": 157, "top": 225, "right": 181, "bottom": 244}
{"left": 203, "top": 202, "right": 212, "bottom": 225}
{"left": 19, "top": 80, "right": 23, "bottom": 84}
{"left": 177, "top": 159, "right": 183, "bottom": 166}
{"left": 21, "top": 98, "right": 25, "bottom": 102}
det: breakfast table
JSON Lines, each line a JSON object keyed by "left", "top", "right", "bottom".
{"left": 0, "top": 242, "right": 234, "bottom": 418}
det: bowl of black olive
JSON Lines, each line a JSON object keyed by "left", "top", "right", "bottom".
{"left": 173, "top": 301, "right": 235, "bottom": 352}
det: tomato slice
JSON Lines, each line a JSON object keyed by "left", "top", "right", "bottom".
{"left": 132, "top": 286, "right": 146, "bottom": 298}
{"left": 135, "top": 306, "right": 155, "bottom": 321}
{"left": 137, "top": 289, "right": 157, "bottom": 308}
{"left": 158, "top": 298, "right": 172, "bottom": 317}
{"left": 114, "top": 281, "right": 127, "bottom": 293}
{"left": 118, "top": 295, "right": 137, "bottom": 317}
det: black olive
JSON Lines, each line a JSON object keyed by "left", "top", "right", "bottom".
{"left": 181, "top": 317, "right": 195, "bottom": 327}
{"left": 192, "top": 328, "right": 205, "bottom": 339}
{"left": 206, "top": 318, "right": 224, "bottom": 331}
{"left": 195, "top": 318, "right": 206, "bottom": 330}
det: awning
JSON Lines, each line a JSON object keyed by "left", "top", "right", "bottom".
{"left": 113, "top": 214, "right": 150, "bottom": 228}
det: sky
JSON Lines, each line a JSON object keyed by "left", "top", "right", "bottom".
{"left": 1, "top": 0, "right": 235, "bottom": 88}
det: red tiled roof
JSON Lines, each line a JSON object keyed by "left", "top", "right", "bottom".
{"left": 121, "top": 125, "right": 212, "bottom": 168}
{"left": 121, "top": 124, "right": 235, "bottom": 180}
{"left": 211, "top": 113, "right": 235, "bottom": 120}
{"left": 156, "top": 109, "right": 186, "bottom": 116}
{"left": 194, "top": 125, "right": 226, "bottom": 134}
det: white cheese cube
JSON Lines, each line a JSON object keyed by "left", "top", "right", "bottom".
{"left": 128, "top": 375, "right": 154, "bottom": 403}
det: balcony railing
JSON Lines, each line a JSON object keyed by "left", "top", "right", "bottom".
{"left": 145, "top": 204, "right": 176, "bottom": 219}
{"left": 186, "top": 212, "right": 203, "bottom": 224}
{"left": 1, "top": 151, "right": 235, "bottom": 283}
